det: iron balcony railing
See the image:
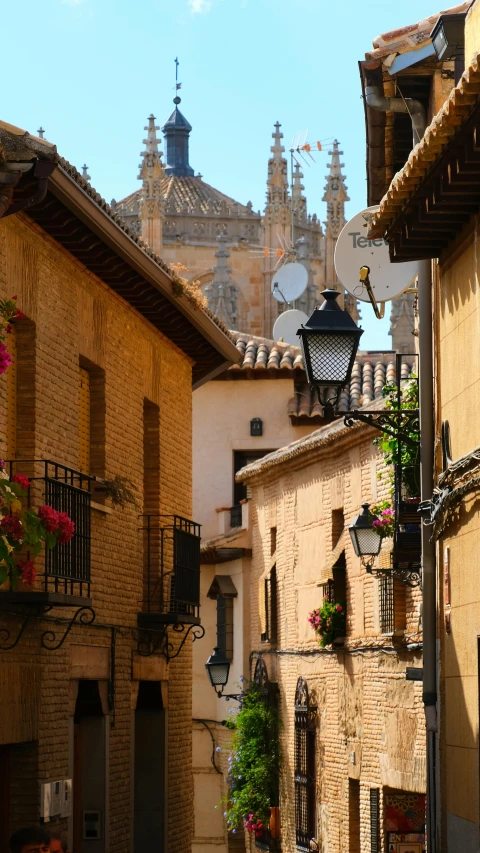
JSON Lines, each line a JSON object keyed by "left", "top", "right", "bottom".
{"left": 6, "top": 460, "right": 92, "bottom": 599}
{"left": 140, "top": 514, "right": 201, "bottom": 624}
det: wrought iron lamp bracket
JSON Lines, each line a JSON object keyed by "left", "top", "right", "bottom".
{"left": 342, "top": 409, "right": 420, "bottom": 446}
{"left": 364, "top": 560, "right": 422, "bottom": 588}
{"left": 0, "top": 613, "right": 32, "bottom": 650}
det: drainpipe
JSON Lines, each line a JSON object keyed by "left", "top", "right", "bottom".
{"left": 364, "top": 83, "right": 427, "bottom": 146}
{"left": 364, "top": 74, "right": 437, "bottom": 851}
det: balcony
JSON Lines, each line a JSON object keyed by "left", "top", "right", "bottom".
{"left": 1, "top": 460, "right": 92, "bottom": 607}
{"left": 138, "top": 514, "right": 201, "bottom": 628}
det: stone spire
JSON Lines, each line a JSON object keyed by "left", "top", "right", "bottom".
{"left": 292, "top": 163, "right": 306, "bottom": 221}
{"left": 204, "top": 234, "right": 238, "bottom": 329}
{"left": 138, "top": 114, "right": 165, "bottom": 255}
{"left": 265, "top": 122, "right": 290, "bottom": 216}
{"left": 389, "top": 291, "right": 416, "bottom": 353}
{"left": 323, "top": 140, "right": 349, "bottom": 240}
{"left": 82, "top": 164, "right": 91, "bottom": 183}
{"left": 161, "top": 95, "right": 194, "bottom": 177}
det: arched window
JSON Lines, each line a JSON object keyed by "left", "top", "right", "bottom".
{"left": 294, "top": 677, "right": 316, "bottom": 850}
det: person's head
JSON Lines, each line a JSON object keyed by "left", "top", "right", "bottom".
{"left": 10, "top": 827, "right": 51, "bottom": 853}
{"left": 48, "top": 832, "right": 68, "bottom": 853}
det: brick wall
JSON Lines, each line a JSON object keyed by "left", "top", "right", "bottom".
{"left": 243, "top": 425, "right": 425, "bottom": 853}
{"left": 0, "top": 211, "right": 195, "bottom": 853}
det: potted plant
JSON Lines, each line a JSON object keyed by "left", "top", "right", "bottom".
{"left": 308, "top": 598, "right": 345, "bottom": 647}
{"left": 223, "top": 682, "right": 279, "bottom": 846}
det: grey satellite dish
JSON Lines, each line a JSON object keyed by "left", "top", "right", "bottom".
{"left": 273, "top": 309, "right": 309, "bottom": 347}
{"left": 271, "top": 262, "right": 308, "bottom": 303}
{"left": 334, "top": 207, "right": 418, "bottom": 302}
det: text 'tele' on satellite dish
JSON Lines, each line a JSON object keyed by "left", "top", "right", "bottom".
{"left": 334, "top": 207, "right": 418, "bottom": 303}
{"left": 271, "top": 262, "right": 308, "bottom": 303}
{"left": 273, "top": 309, "right": 309, "bottom": 347}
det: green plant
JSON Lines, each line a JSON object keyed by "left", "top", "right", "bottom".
{"left": 374, "top": 377, "right": 420, "bottom": 499}
{"left": 98, "top": 476, "right": 139, "bottom": 509}
{"left": 308, "top": 599, "right": 345, "bottom": 647}
{"left": 223, "top": 682, "right": 279, "bottom": 832}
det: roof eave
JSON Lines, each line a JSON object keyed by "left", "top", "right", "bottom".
{"left": 48, "top": 165, "right": 240, "bottom": 378}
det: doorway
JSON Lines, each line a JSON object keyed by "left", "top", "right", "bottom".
{"left": 134, "top": 681, "right": 166, "bottom": 853}
{"left": 73, "top": 680, "right": 106, "bottom": 853}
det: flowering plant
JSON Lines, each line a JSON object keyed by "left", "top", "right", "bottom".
{"left": 308, "top": 598, "right": 345, "bottom": 647}
{"left": 370, "top": 500, "right": 395, "bottom": 539}
{"left": 222, "top": 681, "right": 279, "bottom": 833}
{"left": 244, "top": 814, "right": 264, "bottom": 837}
{"left": 0, "top": 295, "right": 24, "bottom": 376}
{"left": 0, "top": 465, "right": 75, "bottom": 588}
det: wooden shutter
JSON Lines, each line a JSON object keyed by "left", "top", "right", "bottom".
{"left": 370, "top": 788, "right": 379, "bottom": 853}
{"left": 79, "top": 368, "right": 90, "bottom": 473}
{"left": 6, "top": 327, "right": 16, "bottom": 459}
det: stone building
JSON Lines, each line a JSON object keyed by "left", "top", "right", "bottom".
{"left": 0, "top": 121, "right": 237, "bottom": 853}
{"left": 192, "top": 340, "right": 423, "bottom": 853}
{"left": 363, "top": 3, "right": 480, "bottom": 849}
{"left": 236, "top": 389, "right": 426, "bottom": 853}
{"left": 113, "top": 97, "right": 357, "bottom": 338}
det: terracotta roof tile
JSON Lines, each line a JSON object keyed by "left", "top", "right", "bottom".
{"left": 117, "top": 175, "right": 259, "bottom": 218}
{"left": 368, "top": 52, "right": 480, "bottom": 239}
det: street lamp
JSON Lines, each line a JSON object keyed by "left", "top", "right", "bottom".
{"left": 430, "top": 13, "right": 465, "bottom": 60}
{"left": 205, "top": 647, "right": 230, "bottom": 696}
{"left": 348, "top": 503, "right": 382, "bottom": 565}
{"left": 297, "top": 290, "right": 364, "bottom": 413}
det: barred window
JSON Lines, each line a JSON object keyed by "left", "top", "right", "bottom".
{"left": 217, "top": 596, "right": 234, "bottom": 661}
{"left": 379, "top": 575, "right": 406, "bottom": 635}
{"left": 260, "top": 565, "right": 277, "bottom": 644}
{"left": 294, "top": 677, "right": 316, "bottom": 850}
{"left": 370, "top": 788, "right": 379, "bottom": 853}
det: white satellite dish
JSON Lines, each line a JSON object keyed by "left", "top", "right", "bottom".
{"left": 334, "top": 207, "right": 418, "bottom": 303}
{"left": 271, "top": 262, "right": 308, "bottom": 303}
{"left": 273, "top": 309, "right": 309, "bottom": 347}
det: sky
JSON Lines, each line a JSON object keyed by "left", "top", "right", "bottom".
{"left": 2, "top": 0, "right": 440, "bottom": 348}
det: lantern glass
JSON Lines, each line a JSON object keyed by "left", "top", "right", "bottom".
{"left": 299, "top": 330, "right": 360, "bottom": 387}
{"left": 205, "top": 647, "right": 230, "bottom": 690}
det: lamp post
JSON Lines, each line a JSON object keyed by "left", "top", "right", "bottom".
{"left": 348, "top": 503, "right": 382, "bottom": 568}
{"left": 205, "top": 647, "right": 231, "bottom": 697}
{"left": 297, "top": 290, "right": 364, "bottom": 414}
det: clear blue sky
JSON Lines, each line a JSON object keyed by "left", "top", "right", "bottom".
{"left": 3, "top": 0, "right": 439, "bottom": 348}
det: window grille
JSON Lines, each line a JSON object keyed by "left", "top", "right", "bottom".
{"left": 379, "top": 575, "right": 394, "bottom": 634}
{"left": 369, "top": 788, "right": 379, "bottom": 853}
{"left": 217, "top": 596, "right": 234, "bottom": 661}
{"left": 6, "top": 326, "right": 16, "bottom": 460}
{"left": 320, "top": 578, "right": 335, "bottom": 603}
{"left": 140, "top": 515, "right": 201, "bottom": 622}
{"left": 230, "top": 504, "right": 242, "bottom": 528}
{"left": 79, "top": 367, "right": 90, "bottom": 474}
{"left": 294, "top": 677, "right": 316, "bottom": 850}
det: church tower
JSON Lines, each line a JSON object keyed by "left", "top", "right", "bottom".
{"left": 137, "top": 114, "right": 165, "bottom": 256}
{"left": 389, "top": 291, "right": 416, "bottom": 353}
{"left": 263, "top": 122, "right": 292, "bottom": 336}
{"left": 204, "top": 234, "right": 238, "bottom": 330}
{"left": 323, "top": 141, "right": 352, "bottom": 312}
{"left": 162, "top": 96, "right": 195, "bottom": 177}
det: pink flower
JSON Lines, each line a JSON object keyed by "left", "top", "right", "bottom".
{"left": 372, "top": 519, "right": 381, "bottom": 528}
{"left": 0, "top": 515, "right": 23, "bottom": 540}
{"left": 0, "top": 342, "right": 12, "bottom": 375}
{"left": 0, "top": 459, "right": 5, "bottom": 470}
{"left": 18, "top": 558, "right": 36, "bottom": 585}
{"left": 15, "top": 310, "right": 24, "bottom": 320}
{"left": 57, "top": 512, "right": 75, "bottom": 544}
{"left": 38, "top": 505, "right": 60, "bottom": 533}
{"left": 336, "top": 605, "right": 343, "bottom": 612}
{"left": 12, "top": 473, "right": 30, "bottom": 491}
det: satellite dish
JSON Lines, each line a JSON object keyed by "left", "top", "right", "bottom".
{"left": 271, "top": 263, "right": 308, "bottom": 303}
{"left": 273, "top": 309, "right": 309, "bottom": 347}
{"left": 334, "top": 207, "right": 418, "bottom": 303}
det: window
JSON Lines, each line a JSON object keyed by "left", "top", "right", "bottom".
{"left": 79, "top": 360, "right": 106, "bottom": 478}
{"left": 233, "top": 450, "right": 273, "bottom": 506}
{"left": 294, "top": 677, "right": 316, "bottom": 850}
{"left": 370, "top": 788, "right": 380, "bottom": 853}
{"left": 379, "top": 576, "right": 406, "bottom": 635}
{"left": 6, "top": 325, "right": 16, "bottom": 459}
{"left": 207, "top": 575, "right": 238, "bottom": 661}
{"left": 331, "top": 508, "right": 344, "bottom": 549}
{"left": 217, "top": 597, "right": 234, "bottom": 660}
{"left": 260, "top": 565, "right": 277, "bottom": 644}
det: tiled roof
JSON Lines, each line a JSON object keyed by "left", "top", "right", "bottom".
{"left": 237, "top": 395, "right": 387, "bottom": 482}
{"left": 117, "top": 175, "right": 260, "bottom": 218}
{"left": 225, "top": 332, "right": 304, "bottom": 377}
{"left": 366, "top": 2, "right": 469, "bottom": 62}
{"left": 368, "top": 53, "right": 480, "bottom": 240}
